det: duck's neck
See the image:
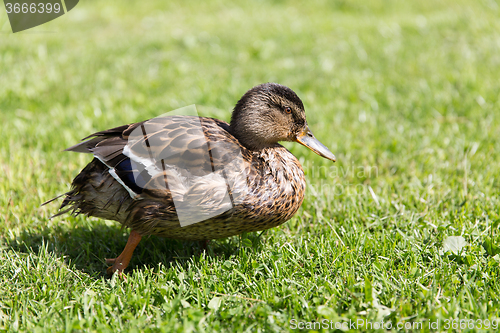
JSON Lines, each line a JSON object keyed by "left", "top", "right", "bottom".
{"left": 227, "top": 125, "right": 279, "bottom": 151}
{"left": 229, "top": 106, "right": 284, "bottom": 150}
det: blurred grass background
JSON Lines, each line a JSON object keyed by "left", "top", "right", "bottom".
{"left": 1, "top": 0, "right": 500, "bottom": 331}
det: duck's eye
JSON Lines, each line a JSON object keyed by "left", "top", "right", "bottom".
{"left": 284, "top": 107, "right": 292, "bottom": 114}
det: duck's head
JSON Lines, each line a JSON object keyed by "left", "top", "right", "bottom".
{"left": 230, "top": 83, "right": 336, "bottom": 162}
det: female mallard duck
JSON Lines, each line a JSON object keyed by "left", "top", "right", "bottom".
{"left": 50, "top": 83, "right": 335, "bottom": 274}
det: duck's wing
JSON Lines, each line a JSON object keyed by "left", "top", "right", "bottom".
{"left": 66, "top": 116, "right": 247, "bottom": 201}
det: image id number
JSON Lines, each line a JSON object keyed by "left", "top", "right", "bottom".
{"left": 5, "top": 2, "right": 61, "bottom": 14}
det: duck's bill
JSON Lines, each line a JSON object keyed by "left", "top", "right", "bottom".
{"left": 295, "top": 125, "right": 336, "bottom": 162}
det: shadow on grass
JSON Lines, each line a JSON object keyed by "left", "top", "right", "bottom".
{"left": 5, "top": 223, "right": 266, "bottom": 278}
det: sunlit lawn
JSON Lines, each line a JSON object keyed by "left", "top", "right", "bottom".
{"left": 1, "top": 0, "right": 500, "bottom": 331}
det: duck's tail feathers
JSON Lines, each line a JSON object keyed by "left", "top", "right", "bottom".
{"left": 42, "top": 158, "right": 134, "bottom": 223}
{"left": 41, "top": 193, "right": 66, "bottom": 207}
{"left": 48, "top": 207, "right": 73, "bottom": 220}
{"left": 41, "top": 191, "right": 77, "bottom": 219}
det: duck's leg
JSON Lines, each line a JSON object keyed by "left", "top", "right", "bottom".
{"left": 105, "top": 230, "right": 142, "bottom": 275}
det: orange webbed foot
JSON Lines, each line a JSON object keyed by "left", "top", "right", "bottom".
{"left": 105, "top": 230, "right": 142, "bottom": 276}
{"left": 105, "top": 258, "right": 125, "bottom": 276}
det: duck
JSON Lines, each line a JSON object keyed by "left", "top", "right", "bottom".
{"left": 47, "top": 83, "right": 336, "bottom": 274}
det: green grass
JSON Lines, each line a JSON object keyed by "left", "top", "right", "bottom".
{"left": 1, "top": 0, "right": 500, "bottom": 331}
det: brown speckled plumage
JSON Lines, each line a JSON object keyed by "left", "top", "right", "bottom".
{"left": 49, "top": 83, "right": 335, "bottom": 274}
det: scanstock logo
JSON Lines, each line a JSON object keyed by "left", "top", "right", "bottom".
{"left": 3, "top": 0, "right": 79, "bottom": 33}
